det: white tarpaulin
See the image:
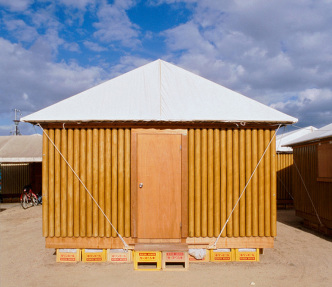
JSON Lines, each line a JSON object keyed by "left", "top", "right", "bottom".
{"left": 0, "top": 135, "right": 42, "bottom": 163}
{"left": 21, "top": 60, "right": 297, "bottom": 124}
{"left": 276, "top": 126, "right": 317, "bottom": 152}
{"left": 285, "top": 123, "right": 332, "bottom": 146}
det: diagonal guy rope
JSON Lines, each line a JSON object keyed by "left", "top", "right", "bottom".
{"left": 209, "top": 124, "right": 281, "bottom": 249}
{"left": 293, "top": 159, "right": 323, "bottom": 227}
{"left": 38, "top": 124, "right": 129, "bottom": 249}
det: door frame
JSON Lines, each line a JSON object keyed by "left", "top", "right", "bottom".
{"left": 131, "top": 128, "right": 188, "bottom": 239}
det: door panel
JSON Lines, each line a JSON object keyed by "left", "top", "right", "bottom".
{"left": 137, "top": 133, "right": 182, "bottom": 239}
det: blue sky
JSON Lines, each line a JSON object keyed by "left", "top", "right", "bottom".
{"left": 1, "top": 0, "right": 332, "bottom": 135}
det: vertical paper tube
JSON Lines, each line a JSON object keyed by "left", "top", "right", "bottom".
{"left": 188, "top": 129, "right": 195, "bottom": 237}
{"left": 111, "top": 129, "right": 118, "bottom": 237}
{"left": 54, "top": 129, "right": 61, "bottom": 237}
{"left": 60, "top": 129, "right": 67, "bottom": 237}
{"left": 213, "top": 129, "right": 220, "bottom": 237}
{"left": 264, "top": 130, "right": 271, "bottom": 236}
{"left": 42, "top": 130, "right": 49, "bottom": 237}
{"left": 80, "top": 129, "right": 86, "bottom": 237}
{"left": 73, "top": 129, "right": 80, "bottom": 237}
{"left": 271, "top": 130, "right": 277, "bottom": 236}
{"left": 201, "top": 129, "right": 208, "bottom": 237}
{"left": 251, "top": 129, "right": 258, "bottom": 236}
{"left": 92, "top": 129, "right": 99, "bottom": 237}
{"left": 48, "top": 129, "right": 55, "bottom": 237}
{"left": 220, "top": 129, "right": 227, "bottom": 237}
{"left": 124, "top": 129, "right": 131, "bottom": 237}
{"left": 194, "top": 129, "right": 201, "bottom": 237}
{"left": 232, "top": 129, "right": 239, "bottom": 237}
{"left": 117, "top": 129, "right": 125, "bottom": 236}
{"left": 239, "top": 129, "right": 246, "bottom": 237}
{"left": 207, "top": 129, "right": 214, "bottom": 237}
{"left": 86, "top": 129, "right": 93, "bottom": 237}
{"left": 99, "top": 129, "right": 105, "bottom": 237}
{"left": 67, "top": 129, "right": 74, "bottom": 237}
{"left": 245, "top": 129, "right": 252, "bottom": 236}
{"left": 258, "top": 129, "right": 265, "bottom": 236}
{"left": 226, "top": 129, "right": 233, "bottom": 237}
{"left": 105, "top": 129, "right": 112, "bottom": 237}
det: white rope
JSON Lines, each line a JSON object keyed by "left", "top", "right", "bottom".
{"left": 38, "top": 124, "right": 129, "bottom": 249}
{"left": 276, "top": 174, "right": 294, "bottom": 200}
{"left": 209, "top": 125, "right": 281, "bottom": 249}
{"left": 293, "top": 160, "right": 324, "bottom": 227}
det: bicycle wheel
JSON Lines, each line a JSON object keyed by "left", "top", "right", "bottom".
{"left": 21, "top": 194, "right": 29, "bottom": 209}
{"left": 32, "top": 194, "right": 38, "bottom": 206}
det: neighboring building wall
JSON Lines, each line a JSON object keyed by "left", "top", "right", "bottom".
{"left": 0, "top": 163, "right": 30, "bottom": 196}
{"left": 293, "top": 143, "right": 332, "bottom": 229}
{"left": 42, "top": 127, "right": 277, "bottom": 240}
{"left": 276, "top": 153, "right": 294, "bottom": 206}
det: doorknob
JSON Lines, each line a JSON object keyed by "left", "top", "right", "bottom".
{"left": 139, "top": 183, "right": 143, "bottom": 188}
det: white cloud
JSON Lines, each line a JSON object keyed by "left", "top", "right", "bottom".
{"left": 93, "top": 1, "right": 141, "bottom": 47}
{"left": 0, "top": 0, "right": 32, "bottom": 11}
{"left": 3, "top": 19, "right": 39, "bottom": 42}
{"left": 83, "top": 41, "right": 107, "bottom": 52}
{"left": 271, "top": 89, "right": 332, "bottom": 128}
{"left": 57, "top": 0, "right": 96, "bottom": 10}
{"left": 0, "top": 37, "right": 104, "bottom": 117}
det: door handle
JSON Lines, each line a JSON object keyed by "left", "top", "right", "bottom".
{"left": 139, "top": 183, "right": 143, "bottom": 188}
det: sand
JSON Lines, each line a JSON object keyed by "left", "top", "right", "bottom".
{"left": 0, "top": 204, "right": 331, "bottom": 287}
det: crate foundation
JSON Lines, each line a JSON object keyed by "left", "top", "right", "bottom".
{"left": 210, "top": 248, "right": 234, "bottom": 262}
{"left": 56, "top": 249, "right": 81, "bottom": 263}
{"left": 107, "top": 249, "right": 132, "bottom": 263}
{"left": 235, "top": 248, "right": 259, "bottom": 262}
{"left": 82, "top": 249, "right": 107, "bottom": 262}
{"left": 162, "top": 251, "right": 189, "bottom": 271}
{"left": 134, "top": 251, "right": 161, "bottom": 271}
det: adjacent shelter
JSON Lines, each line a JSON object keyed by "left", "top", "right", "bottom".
{"left": 285, "top": 124, "right": 332, "bottom": 235}
{"left": 276, "top": 127, "right": 316, "bottom": 208}
{"left": 0, "top": 135, "right": 42, "bottom": 201}
{"left": 21, "top": 60, "right": 297, "bottom": 250}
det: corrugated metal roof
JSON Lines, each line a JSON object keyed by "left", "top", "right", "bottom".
{"left": 21, "top": 59, "right": 297, "bottom": 125}
{"left": 0, "top": 135, "right": 42, "bottom": 163}
{"left": 285, "top": 123, "right": 332, "bottom": 146}
{"left": 277, "top": 126, "right": 317, "bottom": 152}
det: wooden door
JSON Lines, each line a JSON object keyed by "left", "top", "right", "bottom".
{"left": 136, "top": 133, "right": 182, "bottom": 239}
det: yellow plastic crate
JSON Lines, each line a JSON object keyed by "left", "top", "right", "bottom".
{"left": 134, "top": 251, "right": 161, "bottom": 271}
{"left": 162, "top": 251, "right": 189, "bottom": 271}
{"left": 82, "top": 249, "right": 107, "bottom": 262}
{"left": 235, "top": 248, "right": 259, "bottom": 262}
{"left": 210, "top": 248, "right": 234, "bottom": 262}
{"left": 107, "top": 249, "right": 132, "bottom": 263}
{"left": 56, "top": 249, "right": 81, "bottom": 263}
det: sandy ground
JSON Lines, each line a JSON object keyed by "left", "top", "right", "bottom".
{"left": 0, "top": 204, "right": 331, "bottom": 287}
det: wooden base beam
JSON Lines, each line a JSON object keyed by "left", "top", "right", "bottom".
{"left": 45, "top": 236, "right": 274, "bottom": 249}
{"left": 186, "top": 237, "right": 274, "bottom": 249}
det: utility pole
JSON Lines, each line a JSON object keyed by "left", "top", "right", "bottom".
{"left": 13, "top": 109, "right": 21, "bottom": 136}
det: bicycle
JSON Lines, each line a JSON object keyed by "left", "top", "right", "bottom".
{"left": 20, "top": 184, "right": 39, "bottom": 209}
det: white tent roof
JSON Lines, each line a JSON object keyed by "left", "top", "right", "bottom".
{"left": 0, "top": 135, "right": 42, "bottom": 163}
{"left": 285, "top": 123, "right": 332, "bottom": 146}
{"left": 21, "top": 59, "right": 297, "bottom": 124}
{"left": 276, "top": 126, "right": 317, "bottom": 152}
